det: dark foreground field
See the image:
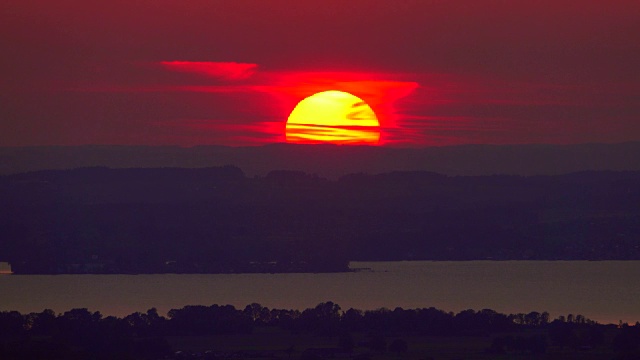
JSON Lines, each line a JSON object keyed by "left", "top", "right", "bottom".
{"left": 1, "top": 302, "right": 639, "bottom": 360}
{"left": 165, "top": 327, "right": 620, "bottom": 360}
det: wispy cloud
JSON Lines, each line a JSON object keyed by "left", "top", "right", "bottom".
{"left": 160, "top": 61, "right": 258, "bottom": 80}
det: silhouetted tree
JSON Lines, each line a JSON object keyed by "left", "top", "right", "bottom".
{"left": 0, "top": 311, "right": 24, "bottom": 340}
{"left": 299, "top": 302, "right": 341, "bottom": 335}
{"left": 341, "top": 308, "right": 364, "bottom": 331}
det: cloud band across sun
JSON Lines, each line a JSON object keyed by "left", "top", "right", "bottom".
{"left": 157, "top": 61, "right": 420, "bottom": 145}
{"left": 285, "top": 90, "right": 381, "bottom": 144}
{"left": 49, "top": 59, "right": 639, "bottom": 147}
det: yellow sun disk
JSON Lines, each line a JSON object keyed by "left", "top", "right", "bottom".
{"left": 286, "top": 90, "right": 380, "bottom": 144}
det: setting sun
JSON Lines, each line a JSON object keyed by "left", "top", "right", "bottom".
{"left": 286, "top": 90, "right": 380, "bottom": 144}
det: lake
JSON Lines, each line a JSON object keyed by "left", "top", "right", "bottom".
{"left": 1, "top": 261, "right": 639, "bottom": 325}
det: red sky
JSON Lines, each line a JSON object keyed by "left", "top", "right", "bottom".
{"left": 2, "top": 0, "right": 640, "bottom": 147}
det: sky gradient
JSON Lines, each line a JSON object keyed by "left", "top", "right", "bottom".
{"left": 2, "top": 0, "right": 639, "bottom": 146}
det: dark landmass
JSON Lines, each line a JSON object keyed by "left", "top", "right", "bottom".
{"left": 1, "top": 166, "right": 639, "bottom": 274}
{"left": 2, "top": 142, "right": 640, "bottom": 178}
{"left": 1, "top": 302, "right": 639, "bottom": 360}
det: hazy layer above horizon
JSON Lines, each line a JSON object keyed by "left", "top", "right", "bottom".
{"left": 1, "top": 142, "right": 639, "bottom": 178}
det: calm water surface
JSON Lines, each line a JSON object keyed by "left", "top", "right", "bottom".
{"left": 1, "top": 261, "right": 639, "bottom": 324}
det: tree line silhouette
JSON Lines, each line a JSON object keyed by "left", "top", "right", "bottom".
{"left": 1, "top": 302, "right": 639, "bottom": 359}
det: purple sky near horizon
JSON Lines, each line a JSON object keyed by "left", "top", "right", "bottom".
{"left": 2, "top": 0, "right": 640, "bottom": 147}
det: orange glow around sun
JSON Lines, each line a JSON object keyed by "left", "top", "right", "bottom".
{"left": 286, "top": 90, "right": 380, "bottom": 144}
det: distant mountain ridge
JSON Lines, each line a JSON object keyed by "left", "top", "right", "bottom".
{"left": 1, "top": 142, "right": 640, "bottom": 178}
{"left": 1, "top": 166, "right": 639, "bottom": 273}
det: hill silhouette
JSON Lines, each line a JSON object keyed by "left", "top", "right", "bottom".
{"left": 2, "top": 142, "right": 640, "bottom": 178}
{"left": 1, "top": 166, "right": 639, "bottom": 273}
